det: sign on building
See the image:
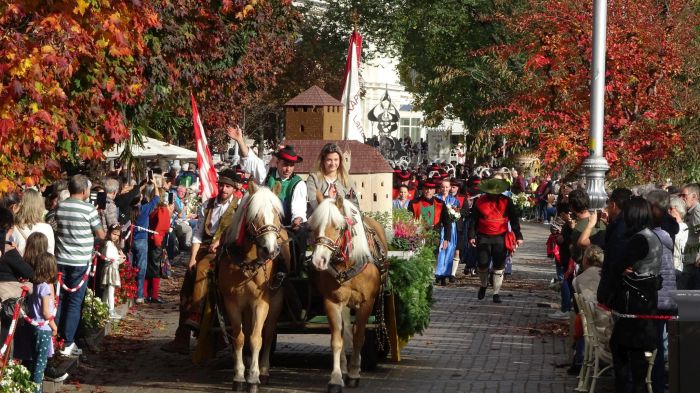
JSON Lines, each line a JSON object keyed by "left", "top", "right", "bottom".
{"left": 426, "top": 128, "right": 451, "bottom": 162}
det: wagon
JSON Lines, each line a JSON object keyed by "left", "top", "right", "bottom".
{"left": 272, "top": 256, "right": 400, "bottom": 371}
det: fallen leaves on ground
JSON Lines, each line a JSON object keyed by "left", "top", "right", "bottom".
{"left": 525, "top": 321, "right": 569, "bottom": 338}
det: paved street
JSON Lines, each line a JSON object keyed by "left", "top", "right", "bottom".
{"left": 60, "top": 222, "right": 613, "bottom": 393}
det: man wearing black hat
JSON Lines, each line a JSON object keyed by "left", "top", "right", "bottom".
{"left": 229, "top": 126, "right": 308, "bottom": 275}
{"left": 161, "top": 168, "right": 241, "bottom": 354}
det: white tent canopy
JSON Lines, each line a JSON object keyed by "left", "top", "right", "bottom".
{"left": 105, "top": 137, "right": 197, "bottom": 160}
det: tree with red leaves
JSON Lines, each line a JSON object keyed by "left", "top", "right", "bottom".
{"left": 489, "top": 0, "right": 700, "bottom": 180}
{"left": 0, "top": 0, "right": 159, "bottom": 189}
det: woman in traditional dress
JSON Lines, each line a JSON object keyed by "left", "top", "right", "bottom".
{"left": 435, "top": 178, "right": 460, "bottom": 283}
{"left": 408, "top": 179, "right": 452, "bottom": 286}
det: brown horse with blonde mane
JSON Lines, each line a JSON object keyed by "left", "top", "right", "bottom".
{"left": 308, "top": 196, "right": 387, "bottom": 393}
{"left": 218, "top": 182, "right": 289, "bottom": 392}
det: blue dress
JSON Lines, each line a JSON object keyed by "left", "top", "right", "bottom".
{"left": 435, "top": 194, "right": 460, "bottom": 277}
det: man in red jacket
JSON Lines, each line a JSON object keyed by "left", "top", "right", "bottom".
{"left": 468, "top": 178, "right": 523, "bottom": 303}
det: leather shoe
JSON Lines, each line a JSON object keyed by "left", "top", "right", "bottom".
{"left": 493, "top": 294, "right": 502, "bottom": 303}
{"left": 477, "top": 287, "right": 486, "bottom": 300}
{"left": 150, "top": 297, "right": 165, "bottom": 304}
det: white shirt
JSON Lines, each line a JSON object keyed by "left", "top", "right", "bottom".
{"left": 13, "top": 223, "right": 55, "bottom": 256}
{"left": 240, "top": 151, "right": 308, "bottom": 223}
{"left": 674, "top": 222, "right": 689, "bottom": 271}
{"left": 192, "top": 196, "right": 234, "bottom": 244}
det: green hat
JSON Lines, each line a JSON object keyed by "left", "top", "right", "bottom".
{"left": 478, "top": 178, "right": 509, "bottom": 195}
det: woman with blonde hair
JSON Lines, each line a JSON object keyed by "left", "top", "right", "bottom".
{"left": 306, "top": 142, "right": 358, "bottom": 211}
{"left": 14, "top": 189, "right": 54, "bottom": 255}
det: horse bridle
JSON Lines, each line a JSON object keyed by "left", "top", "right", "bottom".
{"left": 314, "top": 218, "right": 354, "bottom": 264}
{"left": 248, "top": 222, "right": 281, "bottom": 241}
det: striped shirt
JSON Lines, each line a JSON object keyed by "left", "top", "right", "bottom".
{"left": 55, "top": 197, "right": 103, "bottom": 266}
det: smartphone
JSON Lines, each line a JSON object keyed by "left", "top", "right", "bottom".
{"left": 168, "top": 191, "right": 175, "bottom": 204}
{"left": 96, "top": 191, "right": 107, "bottom": 210}
{"left": 89, "top": 191, "right": 98, "bottom": 205}
{"left": 148, "top": 170, "right": 154, "bottom": 181}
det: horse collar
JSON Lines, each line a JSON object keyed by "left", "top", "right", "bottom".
{"left": 328, "top": 259, "right": 368, "bottom": 284}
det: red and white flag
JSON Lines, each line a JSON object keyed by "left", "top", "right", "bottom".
{"left": 191, "top": 94, "right": 218, "bottom": 201}
{"left": 341, "top": 30, "right": 365, "bottom": 142}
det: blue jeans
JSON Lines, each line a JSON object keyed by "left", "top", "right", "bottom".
{"left": 57, "top": 264, "right": 90, "bottom": 345}
{"left": 556, "top": 265, "right": 572, "bottom": 312}
{"left": 132, "top": 238, "right": 148, "bottom": 299}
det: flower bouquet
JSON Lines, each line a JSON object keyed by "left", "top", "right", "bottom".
{"left": 511, "top": 192, "right": 533, "bottom": 213}
{"left": 445, "top": 204, "right": 461, "bottom": 222}
{"left": 0, "top": 360, "right": 38, "bottom": 393}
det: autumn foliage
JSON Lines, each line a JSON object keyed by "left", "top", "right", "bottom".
{"left": 490, "top": 0, "right": 700, "bottom": 179}
{"left": 0, "top": 1, "right": 159, "bottom": 188}
{"left": 0, "top": 0, "right": 299, "bottom": 188}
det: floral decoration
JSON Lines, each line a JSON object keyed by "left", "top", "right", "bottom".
{"left": 0, "top": 360, "right": 38, "bottom": 393}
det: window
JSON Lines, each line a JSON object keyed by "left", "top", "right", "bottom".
{"left": 330, "top": 126, "right": 333, "bottom": 133}
{"left": 373, "top": 193, "right": 377, "bottom": 202}
{"left": 300, "top": 125, "right": 305, "bottom": 133}
{"left": 361, "top": 181, "right": 365, "bottom": 188}
{"left": 399, "top": 117, "right": 421, "bottom": 141}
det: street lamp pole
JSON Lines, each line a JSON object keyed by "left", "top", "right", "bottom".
{"left": 582, "top": 0, "right": 610, "bottom": 209}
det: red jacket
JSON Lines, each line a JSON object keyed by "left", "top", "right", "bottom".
{"left": 149, "top": 206, "right": 172, "bottom": 247}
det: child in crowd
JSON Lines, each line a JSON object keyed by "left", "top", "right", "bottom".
{"left": 27, "top": 252, "right": 59, "bottom": 392}
{"left": 102, "top": 224, "right": 125, "bottom": 319}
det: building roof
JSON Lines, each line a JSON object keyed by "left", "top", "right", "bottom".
{"left": 284, "top": 86, "right": 343, "bottom": 107}
{"left": 272, "top": 139, "right": 393, "bottom": 174}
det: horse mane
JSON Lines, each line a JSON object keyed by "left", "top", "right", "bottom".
{"left": 225, "top": 186, "right": 283, "bottom": 246}
{"left": 309, "top": 198, "right": 372, "bottom": 263}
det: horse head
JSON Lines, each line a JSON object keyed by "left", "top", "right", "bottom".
{"left": 227, "top": 182, "right": 284, "bottom": 261}
{"left": 307, "top": 196, "right": 371, "bottom": 271}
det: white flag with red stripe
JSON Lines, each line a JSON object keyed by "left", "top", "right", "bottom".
{"left": 191, "top": 94, "right": 218, "bottom": 201}
{"left": 341, "top": 30, "right": 365, "bottom": 142}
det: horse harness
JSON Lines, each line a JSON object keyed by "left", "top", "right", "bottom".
{"left": 314, "top": 217, "right": 387, "bottom": 285}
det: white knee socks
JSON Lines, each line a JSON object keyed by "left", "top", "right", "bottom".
{"left": 492, "top": 269, "right": 505, "bottom": 295}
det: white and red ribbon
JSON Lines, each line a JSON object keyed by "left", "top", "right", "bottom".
{"left": 0, "top": 287, "right": 29, "bottom": 367}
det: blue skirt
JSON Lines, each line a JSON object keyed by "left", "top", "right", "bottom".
{"left": 436, "top": 223, "right": 458, "bottom": 277}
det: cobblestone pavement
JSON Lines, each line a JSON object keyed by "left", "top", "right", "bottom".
{"left": 59, "top": 222, "right": 614, "bottom": 393}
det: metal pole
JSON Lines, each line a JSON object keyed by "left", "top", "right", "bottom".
{"left": 582, "top": 0, "right": 610, "bottom": 209}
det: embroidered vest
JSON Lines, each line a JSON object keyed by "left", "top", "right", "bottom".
{"left": 265, "top": 168, "right": 302, "bottom": 226}
{"left": 411, "top": 198, "right": 443, "bottom": 227}
{"left": 203, "top": 197, "right": 239, "bottom": 244}
{"left": 474, "top": 195, "right": 509, "bottom": 235}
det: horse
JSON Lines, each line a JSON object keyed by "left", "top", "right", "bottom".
{"left": 307, "top": 196, "right": 387, "bottom": 393}
{"left": 218, "top": 182, "right": 289, "bottom": 392}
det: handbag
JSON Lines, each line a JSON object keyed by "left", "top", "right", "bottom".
{"left": 620, "top": 272, "right": 661, "bottom": 315}
{"left": 504, "top": 230, "right": 517, "bottom": 253}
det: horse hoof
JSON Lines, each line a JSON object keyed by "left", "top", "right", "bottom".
{"left": 328, "top": 384, "right": 343, "bottom": 393}
{"left": 248, "top": 383, "right": 259, "bottom": 393}
{"left": 259, "top": 375, "right": 269, "bottom": 385}
{"left": 233, "top": 381, "right": 247, "bottom": 392}
{"left": 346, "top": 378, "right": 360, "bottom": 388}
